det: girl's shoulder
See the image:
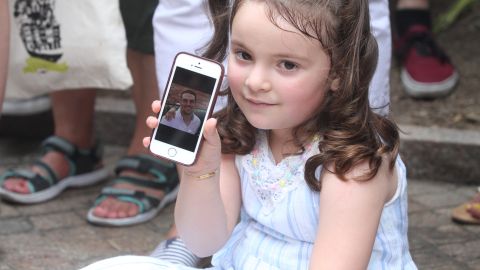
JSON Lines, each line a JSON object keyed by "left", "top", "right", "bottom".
{"left": 321, "top": 153, "right": 399, "bottom": 205}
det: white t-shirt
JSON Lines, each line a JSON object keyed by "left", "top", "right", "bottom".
{"left": 159, "top": 108, "right": 201, "bottom": 134}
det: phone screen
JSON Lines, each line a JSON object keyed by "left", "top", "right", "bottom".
{"left": 155, "top": 66, "right": 217, "bottom": 152}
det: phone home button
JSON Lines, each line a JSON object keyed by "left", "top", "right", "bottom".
{"left": 168, "top": 148, "right": 177, "bottom": 157}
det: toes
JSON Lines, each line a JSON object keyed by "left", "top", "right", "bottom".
{"left": 127, "top": 203, "right": 139, "bottom": 217}
{"left": 3, "top": 179, "right": 31, "bottom": 194}
{"left": 467, "top": 203, "right": 480, "bottom": 220}
{"left": 106, "top": 201, "right": 121, "bottom": 219}
{"left": 92, "top": 201, "right": 109, "bottom": 217}
{"left": 93, "top": 197, "right": 117, "bottom": 217}
{"left": 92, "top": 197, "right": 139, "bottom": 219}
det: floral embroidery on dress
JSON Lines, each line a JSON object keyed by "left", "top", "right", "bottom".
{"left": 243, "top": 132, "right": 320, "bottom": 214}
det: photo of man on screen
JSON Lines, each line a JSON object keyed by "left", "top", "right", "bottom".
{"left": 159, "top": 89, "right": 201, "bottom": 135}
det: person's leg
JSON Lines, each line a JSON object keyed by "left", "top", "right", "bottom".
{"left": 397, "top": 0, "right": 429, "bottom": 9}
{"left": 396, "top": 0, "right": 430, "bottom": 35}
{"left": 2, "top": 89, "right": 97, "bottom": 193}
{"left": 53, "top": 89, "right": 96, "bottom": 148}
{"left": 90, "top": 49, "right": 170, "bottom": 219}
{"left": 368, "top": 0, "right": 392, "bottom": 116}
{"left": 394, "top": 0, "right": 458, "bottom": 98}
{"left": 85, "top": 0, "right": 180, "bottom": 225}
{"left": 127, "top": 51, "right": 159, "bottom": 156}
{"left": 0, "top": 0, "right": 9, "bottom": 112}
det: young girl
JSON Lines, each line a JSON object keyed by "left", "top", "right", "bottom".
{"left": 81, "top": 0, "right": 417, "bottom": 269}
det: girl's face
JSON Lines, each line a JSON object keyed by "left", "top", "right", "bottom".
{"left": 228, "top": 0, "right": 334, "bottom": 133}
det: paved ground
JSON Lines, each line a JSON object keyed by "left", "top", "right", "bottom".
{"left": 0, "top": 140, "right": 479, "bottom": 270}
{"left": 0, "top": 144, "right": 175, "bottom": 270}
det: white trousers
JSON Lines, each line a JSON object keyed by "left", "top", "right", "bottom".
{"left": 368, "top": 0, "right": 392, "bottom": 116}
{"left": 79, "top": 255, "right": 205, "bottom": 270}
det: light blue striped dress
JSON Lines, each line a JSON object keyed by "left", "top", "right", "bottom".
{"left": 211, "top": 132, "right": 417, "bottom": 270}
{"left": 81, "top": 132, "right": 417, "bottom": 270}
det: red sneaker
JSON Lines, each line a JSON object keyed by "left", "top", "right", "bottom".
{"left": 395, "top": 24, "right": 459, "bottom": 98}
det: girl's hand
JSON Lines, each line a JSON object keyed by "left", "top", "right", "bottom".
{"left": 143, "top": 100, "right": 161, "bottom": 148}
{"left": 143, "top": 100, "right": 222, "bottom": 177}
{"left": 182, "top": 117, "right": 222, "bottom": 178}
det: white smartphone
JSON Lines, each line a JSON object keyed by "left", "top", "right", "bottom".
{"left": 149, "top": 52, "right": 224, "bottom": 166}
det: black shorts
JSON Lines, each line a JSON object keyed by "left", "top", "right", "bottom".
{"left": 119, "top": 0, "right": 158, "bottom": 54}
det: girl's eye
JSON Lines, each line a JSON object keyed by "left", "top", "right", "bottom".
{"left": 235, "top": 51, "right": 252, "bottom": 61}
{"left": 280, "top": 61, "right": 298, "bottom": 71}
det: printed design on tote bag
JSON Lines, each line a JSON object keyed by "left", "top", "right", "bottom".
{"left": 14, "top": 0, "right": 68, "bottom": 73}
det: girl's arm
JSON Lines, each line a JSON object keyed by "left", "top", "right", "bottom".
{"left": 174, "top": 118, "right": 242, "bottom": 257}
{"left": 0, "top": 0, "right": 9, "bottom": 112}
{"left": 309, "top": 155, "right": 398, "bottom": 270}
{"left": 175, "top": 154, "right": 241, "bottom": 257}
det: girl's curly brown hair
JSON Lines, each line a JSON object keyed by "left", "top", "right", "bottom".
{"left": 203, "top": 0, "right": 399, "bottom": 192}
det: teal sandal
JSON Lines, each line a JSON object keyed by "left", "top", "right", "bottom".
{"left": 86, "top": 154, "right": 179, "bottom": 226}
{"left": 0, "top": 136, "right": 109, "bottom": 204}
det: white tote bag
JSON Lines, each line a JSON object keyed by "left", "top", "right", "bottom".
{"left": 5, "top": 0, "right": 133, "bottom": 99}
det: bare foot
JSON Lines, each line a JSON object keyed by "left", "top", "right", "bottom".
{"left": 90, "top": 169, "right": 167, "bottom": 219}
{"left": 466, "top": 192, "right": 480, "bottom": 220}
{"left": 2, "top": 151, "right": 70, "bottom": 194}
